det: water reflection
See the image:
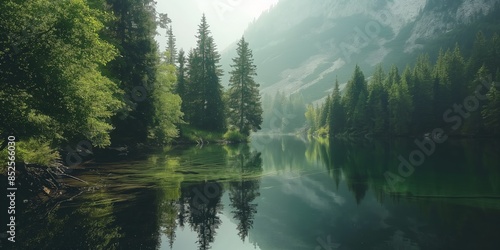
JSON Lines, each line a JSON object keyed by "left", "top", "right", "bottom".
{"left": 9, "top": 136, "right": 500, "bottom": 250}
{"left": 159, "top": 144, "right": 263, "bottom": 250}
{"left": 251, "top": 136, "right": 500, "bottom": 249}
{"left": 227, "top": 146, "right": 262, "bottom": 242}
{"left": 15, "top": 189, "right": 122, "bottom": 250}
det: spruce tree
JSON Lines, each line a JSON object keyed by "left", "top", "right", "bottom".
{"left": 449, "top": 44, "right": 466, "bottom": 104}
{"left": 106, "top": 0, "right": 160, "bottom": 144}
{"left": 467, "top": 31, "right": 488, "bottom": 79}
{"left": 186, "top": 49, "right": 202, "bottom": 126}
{"left": 319, "top": 95, "right": 331, "bottom": 129}
{"left": 158, "top": 13, "right": 176, "bottom": 64}
{"left": 343, "top": 65, "right": 368, "bottom": 132}
{"left": 388, "top": 69, "right": 413, "bottom": 135}
{"left": 186, "top": 15, "right": 226, "bottom": 131}
{"left": 227, "top": 37, "right": 263, "bottom": 135}
{"left": 482, "top": 83, "right": 500, "bottom": 135}
{"left": 203, "top": 36, "right": 226, "bottom": 131}
{"left": 410, "top": 54, "right": 434, "bottom": 134}
{"left": 490, "top": 33, "right": 500, "bottom": 76}
{"left": 367, "top": 64, "right": 388, "bottom": 134}
{"left": 166, "top": 25, "right": 177, "bottom": 65}
{"left": 465, "top": 65, "right": 489, "bottom": 134}
{"left": 432, "top": 49, "right": 451, "bottom": 129}
{"left": 177, "top": 49, "right": 187, "bottom": 114}
{"left": 328, "top": 78, "right": 346, "bottom": 137}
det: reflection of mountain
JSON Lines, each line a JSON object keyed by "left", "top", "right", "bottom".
{"left": 14, "top": 138, "right": 500, "bottom": 249}
{"left": 253, "top": 135, "right": 323, "bottom": 173}
{"left": 246, "top": 137, "right": 500, "bottom": 250}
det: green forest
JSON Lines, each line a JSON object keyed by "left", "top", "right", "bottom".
{"left": 0, "top": 0, "right": 263, "bottom": 165}
{"left": 307, "top": 32, "right": 500, "bottom": 138}
{"left": 2, "top": 1, "right": 500, "bottom": 249}
{"left": 2, "top": 0, "right": 500, "bottom": 166}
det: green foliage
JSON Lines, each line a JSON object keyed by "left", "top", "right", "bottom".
{"left": 183, "top": 15, "right": 226, "bottom": 132}
{"left": 105, "top": 0, "right": 160, "bottom": 144}
{"left": 343, "top": 65, "right": 368, "bottom": 131}
{"left": 166, "top": 25, "right": 177, "bottom": 65}
{"left": 309, "top": 32, "right": 500, "bottom": 137}
{"left": 176, "top": 49, "right": 188, "bottom": 112}
{"left": 388, "top": 72, "right": 413, "bottom": 135}
{"left": 0, "top": 0, "right": 122, "bottom": 147}
{"left": 16, "top": 139, "right": 60, "bottom": 166}
{"left": 261, "top": 92, "right": 307, "bottom": 133}
{"left": 318, "top": 95, "right": 331, "bottom": 128}
{"left": 328, "top": 79, "right": 346, "bottom": 137}
{"left": 223, "top": 128, "right": 248, "bottom": 142}
{"left": 411, "top": 54, "right": 434, "bottom": 133}
{"left": 227, "top": 37, "right": 263, "bottom": 135}
{"left": 305, "top": 104, "right": 318, "bottom": 134}
{"left": 367, "top": 65, "right": 389, "bottom": 134}
{"left": 316, "top": 126, "right": 329, "bottom": 138}
{"left": 149, "top": 61, "right": 184, "bottom": 144}
{"left": 178, "top": 125, "right": 224, "bottom": 143}
{"left": 482, "top": 85, "right": 500, "bottom": 134}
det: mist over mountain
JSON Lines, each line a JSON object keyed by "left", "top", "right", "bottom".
{"left": 221, "top": 0, "right": 500, "bottom": 103}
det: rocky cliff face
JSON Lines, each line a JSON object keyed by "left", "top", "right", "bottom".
{"left": 220, "top": 0, "right": 500, "bottom": 103}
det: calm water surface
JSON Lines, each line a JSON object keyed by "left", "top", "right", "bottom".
{"left": 12, "top": 136, "right": 500, "bottom": 249}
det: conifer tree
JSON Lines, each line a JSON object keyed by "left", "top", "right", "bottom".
{"left": 166, "top": 25, "right": 177, "bottom": 64}
{"left": 328, "top": 78, "right": 346, "bottom": 137}
{"left": 227, "top": 37, "right": 263, "bottom": 135}
{"left": 467, "top": 31, "right": 488, "bottom": 80}
{"left": 410, "top": 54, "right": 434, "bottom": 133}
{"left": 187, "top": 15, "right": 226, "bottom": 131}
{"left": 482, "top": 82, "right": 500, "bottom": 135}
{"left": 319, "top": 95, "right": 331, "bottom": 128}
{"left": 465, "top": 65, "right": 489, "bottom": 134}
{"left": 106, "top": 0, "right": 160, "bottom": 144}
{"left": 367, "top": 64, "right": 388, "bottom": 134}
{"left": 343, "top": 65, "right": 368, "bottom": 131}
{"left": 388, "top": 69, "right": 413, "bottom": 135}
{"left": 176, "top": 49, "right": 187, "bottom": 114}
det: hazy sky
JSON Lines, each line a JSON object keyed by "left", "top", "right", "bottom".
{"left": 155, "top": 0, "right": 279, "bottom": 53}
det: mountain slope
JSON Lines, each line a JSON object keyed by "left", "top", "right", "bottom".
{"left": 220, "top": 0, "right": 500, "bottom": 103}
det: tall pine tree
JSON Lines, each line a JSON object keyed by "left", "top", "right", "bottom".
{"left": 106, "top": 0, "right": 159, "bottom": 144}
{"left": 188, "top": 15, "right": 225, "bottom": 131}
{"left": 176, "top": 49, "right": 187, "bottom": 114}
{"left": 227, "top": 37, "right": 263, "bottom": 135}
{"left": 328, "top": 78, "right": 346, "bottom": 137}
{"left": 343, "top": 65, "right": 368, "bottom": 132}
{"left": 367, "top": 64, "right": 388, "bottom": 134}
{"left": 388, "top": 67, "right": 413, "bottom": 135}
{"left": 166, "top": 24, "right": 176, "bottom": 64}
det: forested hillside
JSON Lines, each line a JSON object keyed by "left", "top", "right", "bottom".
{"left": 0, "top": 0, "right": 263, "bottom": 166}
{"left": 307, "top": 32, "right": 500, "bottom": 137}
{"left": 221, "top": 0, "right": 500, "bottom": 103}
